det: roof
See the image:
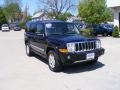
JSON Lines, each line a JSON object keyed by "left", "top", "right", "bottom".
{"left": 32, "top": 12, "right": 45, "bottom": 19}
{"left": 27, "top": 20, "right": 65, "bottom": 24}
{"left": 42, "top": 20, "right": 65, "bottom": 23}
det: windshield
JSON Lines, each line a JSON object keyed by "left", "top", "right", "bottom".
{"left": 105, "top": 24, "right": 113, "bottom": 28}
{"left": 45, "top": 22, "right": 80, "bottom": 36}
{"left": 101, "top": 24, "right": 113, "bottom": 28}
{"left": 2, "top": 24, "right": 8, "bottom": 27}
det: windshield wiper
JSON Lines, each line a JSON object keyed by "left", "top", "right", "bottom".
{"left": 50, "top": 33, "right": 62, "bottom": 35}
{"left": 64, "top": 32, "right": 75, "bottom": 34}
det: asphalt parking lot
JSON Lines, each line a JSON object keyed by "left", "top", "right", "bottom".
{"left": 0, "top": 30, "right": 120, "bottom": 90}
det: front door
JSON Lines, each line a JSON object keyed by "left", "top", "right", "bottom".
{"left": 34, "top": 23, "right": 47, "bottom": 56}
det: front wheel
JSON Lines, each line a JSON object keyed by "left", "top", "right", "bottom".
{"left": 48, "top": 51, "right": 62, "bottom": 72}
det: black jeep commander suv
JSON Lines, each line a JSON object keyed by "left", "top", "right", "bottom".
{"left": 24, "top": 20, "right": 105, "bottom": 72}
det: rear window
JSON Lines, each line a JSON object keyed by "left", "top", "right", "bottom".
{"left": 9, "top": 23, "right": 18, "bottom": 27}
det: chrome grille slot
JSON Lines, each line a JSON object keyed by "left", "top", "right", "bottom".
{"left": 79, "top": 43, "right": 82, "bottom": 51}
{"left": 75, "top": 41, "right": 96, "bottom": 52}
{"left": 75, "top": 43, "right": 79, "bottom": 51}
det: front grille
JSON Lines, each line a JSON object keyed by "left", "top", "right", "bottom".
{"left": 75, "top": 41, "right": 96, "bottom": 52}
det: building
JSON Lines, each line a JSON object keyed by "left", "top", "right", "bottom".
{"left": 67, "top": 16, "right": 81, "bottom": 22}
{"left": 32, "top": 11, "right": 50, "bottom": 21}
{"left": 107, "top": 0, "right": 120, "bottom": 28}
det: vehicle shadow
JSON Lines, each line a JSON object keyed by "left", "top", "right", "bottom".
{"left": 33, "top": 54, "right": 48, "bottom": 65}
{"left": 33, "top": 54, "right": 105, "bottom": 74}
{"left": 62, "top": 61, "right": 105, "bottom": 74}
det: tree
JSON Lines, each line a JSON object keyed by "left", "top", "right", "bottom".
{"left": 78, "top": 0, "right": 113, "bottom": 24}
{"left": 0, "top": 7, "right": 7, "bottom": 26}
{"left": 49, "top": 12, "right": 72, "bottom": 21}
{"left": 19, "top": 6, "right": 31, "bottom": 29}
{"left": 3, "top": 0, "right": 21, "bottom": 22}
{"left": 38, "top": 0, "right": 75, "bottom": 19}
{"left": 57, "top": 13, "right": 72, "bottom": 21}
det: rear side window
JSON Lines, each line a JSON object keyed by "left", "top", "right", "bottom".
{"left": 30, "top": 23, "right": 37, "bottom": 33}
{"left": 36, "top": 23, "right": 44, "bottom": 34}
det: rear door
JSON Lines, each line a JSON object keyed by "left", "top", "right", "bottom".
{"left": 27, "top": 23, "right": 37, "bottom": 51}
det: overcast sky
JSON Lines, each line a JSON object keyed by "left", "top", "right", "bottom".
{"left": 106, "top": 0, "right": 120, "bottom": 7}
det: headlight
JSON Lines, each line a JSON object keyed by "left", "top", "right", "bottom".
{"left": 67, "top": 43, "right": 76, "bottom": 52}
{"left": 96, "top": 40, "right": 101, "bottom": 48}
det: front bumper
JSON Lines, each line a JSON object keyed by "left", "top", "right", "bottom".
{"left": 58, "top": 48, "right": 105, "bottom": 64}
{"left": 2, "top": 27, "right": 10, "bottom": 31}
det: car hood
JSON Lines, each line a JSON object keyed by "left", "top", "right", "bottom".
{"left": 47, "top": 34, "right": 97, "bottom": 43}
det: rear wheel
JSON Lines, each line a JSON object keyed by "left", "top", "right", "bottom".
{"left": 48, "top": 51, "right": 62, "bottom": 72}
{"left": 25, "top": 43, "right": 33, "bottom": 56}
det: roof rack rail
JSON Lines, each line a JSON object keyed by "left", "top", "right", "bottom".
{"left": 31, "top": 18, "right": 56, "bottom": 21}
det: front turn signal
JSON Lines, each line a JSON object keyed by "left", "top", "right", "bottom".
{"left": 59, "top": 48, "right": 68, "bottom": 53}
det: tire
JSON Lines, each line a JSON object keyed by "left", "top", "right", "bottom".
{"left": 103, "top": 33, "right": 108, "bottom": 36}
{"left": 88, "top": 58, "right": 98, "bottom": 64}
{"left": 25, "top": 43, "right": 33, "bottom": 56}
{"left": 93, "top": 33, "right": 97, "bottom": 36}
{"left": 48, "top": 51, "right": 62, "bottom": 72}
{"left": 109, "top": 33, "right": 112, "bottom": 36}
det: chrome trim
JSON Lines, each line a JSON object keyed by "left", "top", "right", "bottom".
{"left": 31, "top": 44, "right": 44, "bottom": 52}
{"left": 74, "top": 41, "right": 97, "bottom": 52}
{"left": 74, "top": 59, "right": 94, "bottom": 63}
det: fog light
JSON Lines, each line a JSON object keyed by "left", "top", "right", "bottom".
{"left": 67, "top": 55, "right": 71, "bottom": 59}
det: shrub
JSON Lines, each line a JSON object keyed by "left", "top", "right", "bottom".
{"left": 112, "top": 26, "right": 119, "bottom": 37}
